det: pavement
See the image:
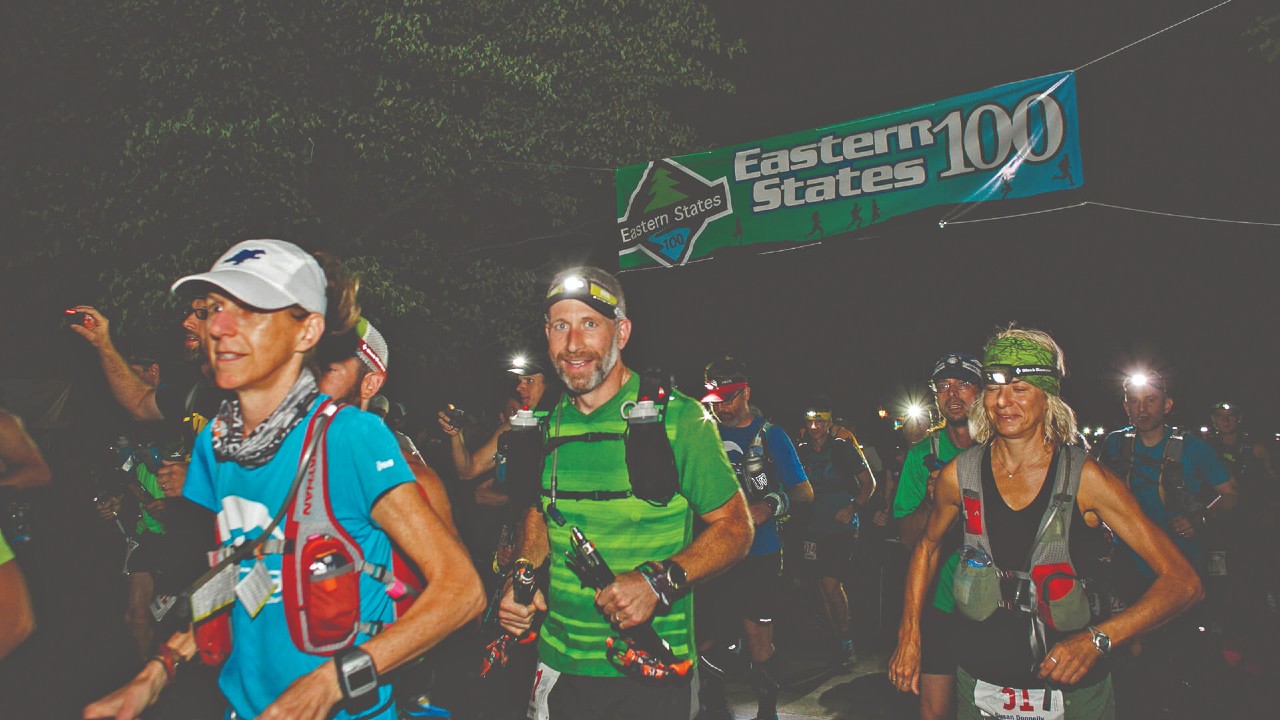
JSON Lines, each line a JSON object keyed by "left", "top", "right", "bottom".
{"left": 724, "top": 649, "right": 918, "bottom": 720}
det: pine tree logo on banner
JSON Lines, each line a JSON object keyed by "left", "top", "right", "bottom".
{"left": 617, "top": 159, "right": 733, "bottom": 267}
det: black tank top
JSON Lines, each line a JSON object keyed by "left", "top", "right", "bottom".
{"left": 952, "top": 447, "right": 1108, "bottom": 689}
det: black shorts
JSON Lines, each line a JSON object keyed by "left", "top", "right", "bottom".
{"left": 919, "top": 604, "right": 958, "bottom": 676}
{"left": 797, "top": 531, "right": 856, "bottom": 579}
{"left": 696, "top": 552, "right": 782, "bottom": 641}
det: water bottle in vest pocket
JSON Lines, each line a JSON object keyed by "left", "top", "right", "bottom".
{"left": 289, "top": 533, "right": 361, "bottom": 652}
{"left": 1032, "top": 563, "right": 1090, "bottom": 632}
{"left": 953, "top": 545, "right": 1001, "bottom": 622}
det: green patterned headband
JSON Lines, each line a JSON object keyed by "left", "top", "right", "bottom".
{"left": 983, "top": 336, "right": 1061, "bottom": 396}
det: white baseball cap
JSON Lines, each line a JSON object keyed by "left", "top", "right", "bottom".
{"left": 171, "top": 239, "right": 327, "bottom": 314}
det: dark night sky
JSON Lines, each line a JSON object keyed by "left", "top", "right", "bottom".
{"left": 596, "top": 0, "right": 1280, "bottom": 439}
{"left": 6, "top": 1, "right": 1277, "bottom": 445}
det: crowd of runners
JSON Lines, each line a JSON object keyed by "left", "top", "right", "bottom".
{"left": 0, "top": 239, "right": 1275, "bottom": 720}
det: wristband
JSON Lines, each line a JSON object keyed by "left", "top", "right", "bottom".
{"left": 762, "top": 490, "right": 789, "bottom": 519}
{"left": 151, "top": 644, "right": 182, "bottom": 685}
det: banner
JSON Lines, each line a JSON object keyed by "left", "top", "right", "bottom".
{"left": 616, "top": 71, "right": 1082, "bottom": 269}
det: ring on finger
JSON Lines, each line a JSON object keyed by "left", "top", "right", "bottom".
{"left": 1049, "top": 656, "right": 1059, "bottom": 663}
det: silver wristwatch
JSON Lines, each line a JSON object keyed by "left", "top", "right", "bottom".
{"left": 1088, "top": 625, "right": 1111, "bottom": 656}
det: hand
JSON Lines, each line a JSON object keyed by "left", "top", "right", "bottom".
{"left": 595, "top": 570, "right": 660, "bottom": 630}
{"left": 258, "top": 661, "right": 343, "bottom": 720}
{"left": 498, "top": 579, "right": 547, "bottom": 636}
{"left": 156, "top": 461, "right": 188, "bottom": 497}
{"left": 436, "top": 411, "right": 460, "bottom": 437}
{"left": 835, "top": 503, "right": 856, "bottom": 525}
{"left": 143, "top": 498, "right": 168, "bottom": 517}
{"left": 748, "top": 500, "right": 772, "bottom": 526}
{"left": 95, "top": 495, "right": 123, "bottom": 521}
{"left": 1169, "top": 515, "right": 1195, "bottom": 540}
{"left": 1037, "top": 631, "right": 1102, "bottom": 685}
{"left": 887, "top": 635, "right": 921, "bottom": 695}
{"left": 82, "top": 660, "right": 167, "bottom": 719}
{"left": 67, "top": 305, "right": 111, "bottom": 349}
{"left": 872, "top": 509, "right": 889, "bottom": 527}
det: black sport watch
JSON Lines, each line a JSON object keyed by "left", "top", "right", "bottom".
{"left": 334, "top": 647, "right": 379, "bottom": 711}
{"left": 636, "top": 559, "right": 690, "bottom": 612}
{"left": 1088, "top": 625, "right": 1111, "bottom": 656}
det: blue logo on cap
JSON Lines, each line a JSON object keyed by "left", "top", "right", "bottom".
{"left": 224, "top": 249, "right": 266, "bottom": 265}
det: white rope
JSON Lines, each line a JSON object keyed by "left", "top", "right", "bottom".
{"left": 940, "top": 201, "right": 1280, "bottom": 228}
{"left": 1074, "top": 0, "right": 1234, "bottom": 72}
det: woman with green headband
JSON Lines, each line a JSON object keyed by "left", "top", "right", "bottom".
{"left": 891, "top": 327, "right": 1202, "bottom": 719}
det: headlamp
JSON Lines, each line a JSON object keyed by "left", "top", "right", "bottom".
{"left": 545, "top": 275, "right": 620, "bottom": 319}
{"left": 983, "top": 364, "right": 1059, "bottom": 386}
{"left": 905, "top": 404, "right": 925, "bottom": 420}
{"left": 805, "top": 410, "right": 832, "bottom": 422}
{"left": 1123, "top": 371, "right": 1165, "bottom": 392}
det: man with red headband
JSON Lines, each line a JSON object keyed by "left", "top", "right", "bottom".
{"left": 698, "top": 356, "right": 812, "bottom": 720}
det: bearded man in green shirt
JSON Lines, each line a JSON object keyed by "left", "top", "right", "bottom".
{"left": 499, "top": 266, "right": 752, "bottom": 720}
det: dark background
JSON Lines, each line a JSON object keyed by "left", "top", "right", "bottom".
{"left": 4, "top": 1, "right": 1277, "bottom": 444}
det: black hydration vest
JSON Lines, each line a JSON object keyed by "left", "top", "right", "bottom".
{"left": 519, "top": 377, "right": 682, "bottom": 520}
{"left": 1109, "top": 427, "right": 1206, "bottom": 520}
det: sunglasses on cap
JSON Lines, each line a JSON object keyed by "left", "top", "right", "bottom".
{"left": 545, "top": 276, "right": 619, "bottom": 318}
{"left": 982, "top": 364, "right": 1059, "bottom": 385}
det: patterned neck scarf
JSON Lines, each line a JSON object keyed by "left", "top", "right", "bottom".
{"left": 211, "top": 369, "right": 320, "bottom": 468}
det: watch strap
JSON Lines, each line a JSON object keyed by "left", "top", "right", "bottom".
{"left": 334, "top": 647, "right": 379, "bottom": 705}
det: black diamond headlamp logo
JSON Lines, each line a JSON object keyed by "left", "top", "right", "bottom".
{"left": 618, "top": 159, "right": 732, "bottom": 267}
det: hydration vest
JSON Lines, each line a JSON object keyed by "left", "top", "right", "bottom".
{"left": 1111, "top": 427, "right": 1205, "bottom": 520}
{"left": 535, "top": 376, "right": 681, "bottom": 513}
{"left": 952, "top": 445, "right": 1091, "bottom": 650}
{"left": 200, "top": 400, "right": 423, "bottom": 658}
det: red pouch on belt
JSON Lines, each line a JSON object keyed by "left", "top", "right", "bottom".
{"left": 194, "top": 610, "right": 232, "bottom": 667}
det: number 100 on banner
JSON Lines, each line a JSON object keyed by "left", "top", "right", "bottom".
{"left": 616, "top": 71, "right": 1082, "bottom": 269}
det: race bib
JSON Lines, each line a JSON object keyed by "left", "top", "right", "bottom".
{"left": 1206, "top": 550, "right": 1227, "bottom": 577}
{"left": 803, "top": 540, "right": 818, "bottom": 561}
{"left": 527, "top": 662, "right": 561, "bottom": 720}
{"left": 973, "top": 679, "right": 1064, "bottom": 720}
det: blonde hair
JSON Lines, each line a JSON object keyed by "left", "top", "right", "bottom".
{"left": 969, "top": 326, "right": 1080, "bottom": 446}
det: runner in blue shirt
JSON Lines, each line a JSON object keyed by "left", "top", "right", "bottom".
{"left": 697, "top": 356, "right": 811, "bottom": 720}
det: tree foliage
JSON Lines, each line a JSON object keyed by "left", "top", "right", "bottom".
{"left": 3, "top": 0, "right": 741, "bottom": 380}
{"left": 1245, "top": 11, "right": 1280, "bottom": 63}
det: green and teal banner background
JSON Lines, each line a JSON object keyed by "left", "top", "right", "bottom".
{"left": 616, "top": 71, "right": 1082, "bottom": 269}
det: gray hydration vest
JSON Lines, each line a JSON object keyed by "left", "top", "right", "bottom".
{"left": 952, "top": 444, "right": 1092, "bottom": 658}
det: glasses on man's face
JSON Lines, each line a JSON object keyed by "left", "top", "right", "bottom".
{"left": 982, "top": 364, "right": 1058, "bottom": 385}
{"left": 180, "top": 307, "right": 210, "bottom": 322}
{"left": 930, "top": 380, "right": 976, "bottom": 394}
{"left": 715, "top": 389, "right": 744, "bottom": 404}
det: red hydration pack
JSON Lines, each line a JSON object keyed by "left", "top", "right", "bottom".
{"left": 194, "top": 399, "right": 425, "bottom": 663}
{"left": 280, "top": 399, "right": 424, "bottom": 655}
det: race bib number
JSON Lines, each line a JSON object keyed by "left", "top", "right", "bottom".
{"left": 803, "top": 540, "right": 818, "bottom": 561}
{"left": 973, "top": 679, "right": 1064, "bottom": 720}
{"left": 527, "top": 662, "right": 561, "bottom": 720}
